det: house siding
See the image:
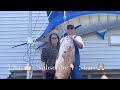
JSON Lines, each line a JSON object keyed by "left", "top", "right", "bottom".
{"left": 0, "top": 11, "right": 48, "bottom": 78}
{"left": 80, "top": 27, "right": 120, "bottom": 69}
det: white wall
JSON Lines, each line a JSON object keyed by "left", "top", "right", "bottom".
{"left": 80, "top": 27, "right": 120, "bottom": 69}
{"left": 0, "top": 11, "right": 48, "bottom": 78}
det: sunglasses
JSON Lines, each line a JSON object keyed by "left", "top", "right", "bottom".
{"left": 67, "top": 28, "right": 74, "bottom": 30}
{"left": 51, "top": 37, "right": 58, "bottom": 40}
{"left": 67, "top": 27, "right": 73, "bottom": 29}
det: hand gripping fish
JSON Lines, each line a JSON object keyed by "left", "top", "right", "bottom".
{"left": 54, "top": 36, "right": 75, "bottom": 79}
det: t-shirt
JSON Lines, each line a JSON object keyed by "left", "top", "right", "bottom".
{"left": 60, "top": 35, "right": 84, "bottom": 49}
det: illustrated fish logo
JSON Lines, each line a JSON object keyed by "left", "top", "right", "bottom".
{"left": 98, "top": 64, "right": 104, "bottom": 70}
{"left": 70, "top": 64, "right": 74, "bottom": 70}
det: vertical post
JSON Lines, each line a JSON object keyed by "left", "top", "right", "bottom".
{"left": 26, "top": 11, "right": 32, "bottom": 79}
{"left": 62, "top": 11, "right": 66, "bottom": 37}
{"left": 87, "top": 71, "right": 91, "bottom": 79}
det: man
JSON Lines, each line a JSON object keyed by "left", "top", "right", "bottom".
{"left": 60, "top": 24, "right": 84, "bottom": 79}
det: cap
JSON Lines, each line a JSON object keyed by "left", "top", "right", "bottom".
{"left": 67, "top": 24, "right": 75, "bottom": 29}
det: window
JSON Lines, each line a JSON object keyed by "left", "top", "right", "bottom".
{"left": 109, "top": 35, "right": 120, "bottom": 46}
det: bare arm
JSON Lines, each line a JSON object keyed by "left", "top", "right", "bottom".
{"left": 73, "top": 38, "right": 83, "bottom": 49}
{"left": 68, "top": 35, "right": 84, "bottom": 49}
{"left": 42, "top": 62, "right": 46, "bottom": 72}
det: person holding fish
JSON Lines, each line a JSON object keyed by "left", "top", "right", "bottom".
{"left": 41, "top": 33, "right": 60, "bottom": 79}
{"left": 60, "top": 24, "right": 84, "bottom": 79}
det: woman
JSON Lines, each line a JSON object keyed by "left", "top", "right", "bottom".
{"left": 41, "top": 33, "right": 60, "bottom": 79}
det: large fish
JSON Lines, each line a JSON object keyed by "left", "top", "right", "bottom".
{"left": 54, "top": 36, "right": 75, "bottom": 79}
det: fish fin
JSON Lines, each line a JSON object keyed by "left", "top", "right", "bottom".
{"left": 54, "top": 75, "right": 57, "bottom": 79}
